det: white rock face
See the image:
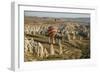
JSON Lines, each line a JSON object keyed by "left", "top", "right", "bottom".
{"left": 24, "top": 37, "right": 49, "bottom": 59}
{"left": 24, "top": 37, "right": 33, "bottom": 53}
{"left": 50, "top": 44, "right": 55, "bottom": 55}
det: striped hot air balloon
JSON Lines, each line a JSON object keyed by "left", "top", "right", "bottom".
{"left": 48, "top": 26, "right": 58, "bottom": 38}
{"left": 48, "top": 26, "right": 58, "bottom": 44}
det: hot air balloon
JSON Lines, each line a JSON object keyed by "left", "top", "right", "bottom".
{"left": 48, "top": 26, "right": 58, "bottom": 44}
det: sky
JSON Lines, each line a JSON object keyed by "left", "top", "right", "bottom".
{"left": 24, "top": 11, "right": 90, "bottom": 18}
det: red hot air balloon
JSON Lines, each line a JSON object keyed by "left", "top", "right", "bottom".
{"left": 48, "top": 26, "right": 58, "bottom": 44}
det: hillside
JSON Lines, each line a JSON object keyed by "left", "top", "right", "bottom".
{"left": 24, "top": 16, "right": 90, "bottom": 62}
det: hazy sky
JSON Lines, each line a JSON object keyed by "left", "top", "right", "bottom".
{"left": 24, "top": 11, "right": 90, "bottom": 18}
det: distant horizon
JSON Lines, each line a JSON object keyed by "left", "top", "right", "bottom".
{"left": 24, "top": 11, "right": 90, "bottom": 18}
{"left": 25, "top": 16, "right": 90, "bottom": 19}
